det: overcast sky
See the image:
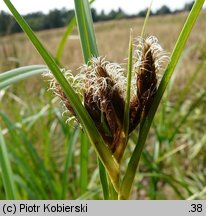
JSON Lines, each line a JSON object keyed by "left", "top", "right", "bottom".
{"left": 0, "top": 0, "right": 205, "bottom": 15}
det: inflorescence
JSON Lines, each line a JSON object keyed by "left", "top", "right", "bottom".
{"left": 45, "top": 36, "right": 168, "bottom": 160}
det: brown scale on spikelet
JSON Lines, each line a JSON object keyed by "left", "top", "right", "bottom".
{"left": 137, "top": 37, "right": 158, "bottom": 114}
{"left": 44, "top": 36, "right": 167, "bottom": 160}
{"left": 82, "top": 57, "right": 125, "bottom": 152}
{"left": 129, "top": 36, "right": 167, "bottom": 132}
{"left": 43, "top": 70, "right": 78, "bottom": 120}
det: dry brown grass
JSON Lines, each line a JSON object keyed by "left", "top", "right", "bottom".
{"left": 1, "top": 10, "right": 205, "bottom": 71}
{"left": 0, "top": 10, "right": 206, "bottom": 106}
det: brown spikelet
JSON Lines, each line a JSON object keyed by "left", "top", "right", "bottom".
{"left": 84, "top": 63, "right": 125, "bottom": 152}
{"left": 84, "top": 91, "right": 114, "bottom": 145}
{"left": 129, "top": 36, "right": 163, "bottom": 132}
{"left": 83, "top": 66, "right": 113, "bottom": 145}
{"left": 96, "top": 65, "right": 124, "bottom": 129}
{"left": 137, "top": 38, "right": 158, "bottom": 117}
{"left": 56, "top": 83, "right": 81, "bottom": 125}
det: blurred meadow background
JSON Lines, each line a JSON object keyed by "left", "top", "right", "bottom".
{"left": 0, "top": 1, "right": 206, "bottom": 199}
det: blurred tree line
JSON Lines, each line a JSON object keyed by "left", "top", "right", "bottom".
{"left": 0, "top": 1, "right": 194, "bottom": 35}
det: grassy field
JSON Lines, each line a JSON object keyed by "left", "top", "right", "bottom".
{"left": 0, "top": 9, "right": 206, "bottom": 199}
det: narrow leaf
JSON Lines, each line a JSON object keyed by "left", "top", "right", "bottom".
{"left": 55, "top": 17, "right": 76, "bottom": 62}
{"left": 0, "top": 128, "right": 17, "bottom": 199}
{"left": 74, "top": 0, "right": 99, "bottom": 63}
{"left": 0, "top": 66, "right": 47, "bottom": 90}
{"left": 98, "top": 159, "right": 109, "bottom": 200}
{"left": 123, "top": 29, "right": 133, "bottom": 137}
{"left": 80, "top": 132, "right": 89, "bottom": 194}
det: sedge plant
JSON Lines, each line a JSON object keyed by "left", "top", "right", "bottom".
{"left": 1, "top": 0, "right": 205, "bottom": 200}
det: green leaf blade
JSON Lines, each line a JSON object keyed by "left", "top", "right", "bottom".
{"left": 55, "top": 17, "right": 76, "bottom": 62}
{"left": 0, "top": 128, "right": 17, "bottom": 199}
{"left": 0, "top": 65, "right": 47, "bottom": 90}
{"left": 74, "top": 0, "right": 99, "bottom": 62}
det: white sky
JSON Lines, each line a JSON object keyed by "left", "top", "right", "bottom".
{"left": 1, "top": 0, "right": 204, "bottom": 15}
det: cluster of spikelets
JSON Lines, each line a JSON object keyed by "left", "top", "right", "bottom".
{"left": 45, "top": 36, "right": 167, "bottom": 160}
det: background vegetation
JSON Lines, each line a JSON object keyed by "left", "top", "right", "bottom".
{"left": 0, "top": 0, "right": 206, "bottom": 199}
{"left": 0, "top": 1, "right": 194, "bottom": 35}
